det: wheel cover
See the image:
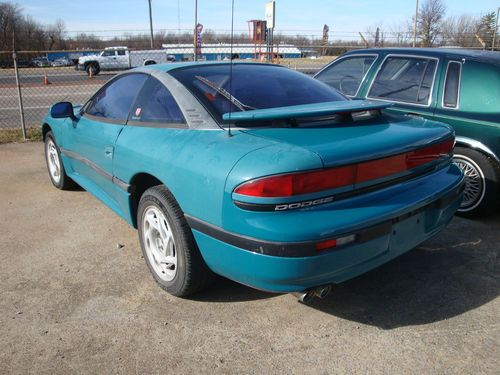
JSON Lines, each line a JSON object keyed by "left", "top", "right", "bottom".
{"left": 142, "top": 206, "right": 177, "bottom": 282}
{"left": 46, "top": 139, "right": 61, "bottom": 184}
{"left": 453, "top": 155, "right": 485, "bottom": 211}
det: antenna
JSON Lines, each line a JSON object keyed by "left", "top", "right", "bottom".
{"left": 227, "top": 0, "right": 235, "bottom": 137}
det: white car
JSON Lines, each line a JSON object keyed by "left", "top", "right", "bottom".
{"left": 77, "top": 46, "right": 174, "bottom": 76}
{"left": 51, "top": 57, "right": 72, "bottom": 67}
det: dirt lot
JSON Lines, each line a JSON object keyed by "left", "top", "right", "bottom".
{"left": 0, "top": 142, "right": 499, "bottom": 374}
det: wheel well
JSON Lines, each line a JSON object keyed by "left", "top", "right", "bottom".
{"left": 42, "top": 123, "right": 51, "bottom": 141}
{"left": 455, "top": 140, "right": 500, "bottom": 165}
{"left": 129, "top": 173, "right": 163, "bottom": 228}
{"left": 84, "top": 61, "right": 98, "bottom": 68}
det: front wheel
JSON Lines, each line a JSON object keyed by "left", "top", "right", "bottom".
{"left": 137, "top": 185, "right": 214, "bottom": 297}
{"left": 453, "top": 146, "right": 499, "bottom": 218}
{"left": 85, "top": 63, "right": 99, "bottom": 76}
{"left": 44, "top": 131, "right": 75, "bottom": 190}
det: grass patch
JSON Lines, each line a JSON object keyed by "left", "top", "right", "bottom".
{"left": 0, "top": 127, "right": 42, "bottom": 144}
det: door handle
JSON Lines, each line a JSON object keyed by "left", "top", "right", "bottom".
{"left": 104, "top": 146, "right": 114, "bottom": 158}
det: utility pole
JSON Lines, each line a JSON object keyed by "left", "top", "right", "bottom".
{"left": 148, "top": 0, "right": 154, "bottom": 49}
{"left": 492, "top": 7, "right": 499, "bottom": 51}
{"left": 412, "top": 0, "right": 419, "bottom": 48}
{"left": 194, "top": 0, "right": 198, "bottom": 61}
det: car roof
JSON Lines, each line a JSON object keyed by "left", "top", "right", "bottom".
{"left": 346, "top": 48, "right": 500, "bottom": 65}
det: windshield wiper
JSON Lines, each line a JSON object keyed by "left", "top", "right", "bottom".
{"left": 195, "top": 75, "right": 256, "bottom": 112}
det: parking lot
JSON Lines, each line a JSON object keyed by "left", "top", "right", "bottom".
{"left": 0, "top": 142, "right": 498, "bottom": 374}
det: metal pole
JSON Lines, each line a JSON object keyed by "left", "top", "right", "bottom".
{"left": 13, "top": 53, "right": 26, "bottom": 140}
{"left": 194, "top": 0, "right": 198, "bottom": 61}
{"left": 148, "top": 0, "right": 154, "bottom": 49}
{"left": 412, "top": 0, "right": 419, "bottom": 48}
{"left": 492, "top": 7, "right": 499, "bottom": 51}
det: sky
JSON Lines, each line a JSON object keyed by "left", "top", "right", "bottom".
{"left": 18, "top": 0, "right": 500, "bottom": 38}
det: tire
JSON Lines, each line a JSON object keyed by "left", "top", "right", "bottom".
{"left": 44, "top": 131, "right": 75, "bottom": 190}
{"left": 453, "top": 146, "right": 499, "bottom": 218}
{"left": 137, "top": 185, "right": 214, "bottom": 297}
{"left": 85, "top": 63, "right": 99, "bottom": 76}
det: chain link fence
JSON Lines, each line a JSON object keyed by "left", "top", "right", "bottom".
{"left": 0, "top": 45, "right": 338, "bottom": 144}
{"left": 1, "top": 42, "right": 490, "bottom": 144}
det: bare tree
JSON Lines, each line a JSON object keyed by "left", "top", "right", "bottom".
{"left": 47, "top": 19, "right": 66, "bottom": 50}
{"left": 418, "top": 0, "right": 446, "bottom": 47}
{"left": 442, "top": 14, "right": 481, "bottom": 47}
{"left": 0, "top": 2, "right": 21, "bottom": 50}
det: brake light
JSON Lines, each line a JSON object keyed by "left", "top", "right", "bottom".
{"left": 234, "top": 138, "right": 454, "bottom": 198}
{"left": 234, "top": 165, "right": 356, "bottom": 197}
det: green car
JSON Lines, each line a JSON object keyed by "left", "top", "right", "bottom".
{"left": 315, "top": 48, "right": 500, "bottom": 217}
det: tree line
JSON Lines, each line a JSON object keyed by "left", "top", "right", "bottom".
{"left": 0, "top": 0, "right": 498, "bottom": 52}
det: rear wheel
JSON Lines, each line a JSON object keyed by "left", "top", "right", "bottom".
{"left": 137, "top": 185, "right": 214, "bottom": 297}
{"left": 453, "top": 146, "right": 499, "bottom": 218}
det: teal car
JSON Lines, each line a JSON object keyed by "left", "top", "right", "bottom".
{"left": 43, "top": 62, "right": 464, "bottom": 300}
{"left": 315, "top": 48, "right": 500, "bottom": 217}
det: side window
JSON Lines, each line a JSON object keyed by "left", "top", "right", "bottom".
{"left": 85, "top": 74, "right": 148, "bottom": 120}
{"left": 102, "top": 50, "right": 115, "bottom": 57}
{"left": 316, "top": 56, "right": 376, "bottom": 96}
{"left": 443, "top": 62, "right": 461, "bottom": 108}
{"left": 130, "top": 77, "right": 185, "bottom": 124}
{"left": 117, "top": 50, "right": 126, "bottom": 56}
{"left": 368, "top": 56, "right": 437, "bottom": 105}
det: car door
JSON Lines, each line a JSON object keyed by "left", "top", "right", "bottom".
{"left": 314, "top": 54, "right": 379, "bottom": 97}
{"left": 365, "top": 54, "right": 441, "bottom": 120}
{"left": 99, "top": 49, "right": 116, "bottom": 70}
{"left": 115, "top": 49, "right": 129, "bottom": 69}
{"left": 64, "top": 73, "right": 148, "bottom": 202}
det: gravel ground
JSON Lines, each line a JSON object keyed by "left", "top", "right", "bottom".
{"left": 0, "top": 142, "right": 499, "bottom": 374}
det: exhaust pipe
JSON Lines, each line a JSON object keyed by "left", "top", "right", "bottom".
{"left": 292, "top": 290, "right": 316, "bottom": 303}
{"left": 292, "top": 284, "right": 333, "bottom": 303}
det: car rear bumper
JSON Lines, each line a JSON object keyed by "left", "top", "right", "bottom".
{"left": 189, "top": 165, "right": 465, "bottom": 293}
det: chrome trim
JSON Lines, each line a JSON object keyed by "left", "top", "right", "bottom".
{"left": 441, "top": 60, "right": 462, "bottom": 110}
{"left": 60, "top": 148, "right": 133, "bottom": 192}
{"left": 366, "top": 54, "right": 440, "bottom": 108}
{"left": 455, "top": 136, "right": 500, "bottom": 162}
{"left": 313, "top": 53, "right": 379, "bottom": 97}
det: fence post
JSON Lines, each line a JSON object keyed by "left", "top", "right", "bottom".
{"left": 12, "top": 51, "right": 27, "bottom": 140}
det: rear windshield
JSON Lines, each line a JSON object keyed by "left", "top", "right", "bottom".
{"left": 169, "top": 63, "right": 347, "bottom": 123}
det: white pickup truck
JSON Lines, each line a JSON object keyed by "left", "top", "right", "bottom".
{"left": 77, "top": 46, "right": 175, "bottom": 75}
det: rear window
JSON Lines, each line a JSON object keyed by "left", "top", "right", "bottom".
{"left": 169, "top": 64, "right": 347, "bottom": 122}
{"left": 442, "top": 62, "right": 461, "bottom": 108}
{"left": 368, "top": 56, "right": 437, "bottom": 105}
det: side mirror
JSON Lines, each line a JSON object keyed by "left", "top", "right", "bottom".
{"left": 51, "top": 102, "right": 75, "bottom": 119}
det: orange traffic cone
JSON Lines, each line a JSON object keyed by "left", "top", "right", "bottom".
{"left": 88, "top": 67, "right": 93, "bottom": 79}
{"left": 43, "top": 70, "right": 51, "bottom": 85}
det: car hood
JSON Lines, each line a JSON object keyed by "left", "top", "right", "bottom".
{"left": 79, "top": 55, "right": 99, "bottom": 62}
{"left": 241, "top": 114, "right": 454, "bottom": 168}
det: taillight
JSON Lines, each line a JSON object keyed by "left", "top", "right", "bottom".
{"left": 234, "top": 138, "right": 454, "bottom": 198}
{"left": 233, "top": 165, "right": 356, "bottom": 197}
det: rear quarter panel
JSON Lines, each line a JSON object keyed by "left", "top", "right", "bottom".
{"left": 113, "top": 127, "right": 280, "bottom": 227}
{"left": 434, "top": 60, "right": 500, "bottom": 158}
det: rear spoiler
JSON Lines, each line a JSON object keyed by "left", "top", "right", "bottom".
{"left": 222, "top": 100, "right": 392, "bottom": 122}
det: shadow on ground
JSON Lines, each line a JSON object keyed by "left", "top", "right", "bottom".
{"left": 193, "top": 212, "right": 500, "bottom": 329}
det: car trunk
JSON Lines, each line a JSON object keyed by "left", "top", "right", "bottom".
{"left": 241, "top": 114, "right": 452, "bottom": 168}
